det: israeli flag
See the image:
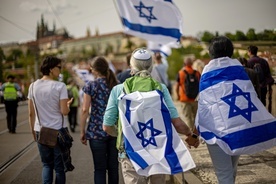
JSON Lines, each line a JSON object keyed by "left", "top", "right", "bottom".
{"left": 118, "top": 90, "right": 195, "bottom": 176}
{"left": 196, "top": 57, "right": 276, "bottom": 155}
{"left": 115, "top": 0, "right": 183, "bottom": 44}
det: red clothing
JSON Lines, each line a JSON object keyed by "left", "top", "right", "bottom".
{"left": 176, "top": 66, "right": 201, "bottom": 102}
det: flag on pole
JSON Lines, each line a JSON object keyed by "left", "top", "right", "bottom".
{"left": 115, "top": 0, "right": 183, "bottom": 45}
{"left": 118, "top": 90, "right": 195, "bottom": 176}
{"left": 196, "top": 57, "right": 276, "bottom": 155}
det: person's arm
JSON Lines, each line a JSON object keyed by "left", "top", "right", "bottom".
{"left": 162, "top": 85, "right": 199, "bottom": 148}
{"left": 28, "top": 99, "right": 36, "bottom": 141}
{"left": 103, "top": 125, "right": 118, "bottom": 137}
{"left": 60, "top": 84, "right": 72, "bottom": 115}
{"left": 103, "top": 86, "right": 120, "bottom": 137}
{"left": 60, "top": 98, "right": 72, "bottom": 115}
{"left": 171, "top": 117, "right": 192, "bottom": 136}
{"left": 80, "top": 93, "right": 91, "bottom": 145}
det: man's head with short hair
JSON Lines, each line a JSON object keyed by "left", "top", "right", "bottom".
{"left": 40, "top": 56, "right": 62, "bottom": 75}
{"left": 7, "top": 75, "right": 15, "bottom": 80}
{"left": 155, "top": 52, "right": 162, "bottom": 60}
{"left": 247, "top": 45, "right": 258, "bottom": 56}
{"left": 184, "top": 58, "right": 193, "bottom": 66}
{"left": 208, "top": 36, "right": 233, "bottom": 59}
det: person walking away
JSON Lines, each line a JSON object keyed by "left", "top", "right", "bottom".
{"left": 117, "top": 53, "right": 132, "bottom": 83}
{"left": 67, "top": 78, "right": 79, "bottom": 132}
{"left": 151, "top": 52, "right": 172, "bottom": 93}
{"left": 237, "top": 57, "right": 260, "bottom": 97}
{"left": 176, "top": 58, "right": 201, "bottom": 131}
{"left": 247, "top": 45, "right": 274, "bottom": 106}
{"left": 103, "top": 48, "right": 199, "bottom": 184}
{"left": 80, "top": 56, "right": 119, "bottom": 184}
{"left": 28, "top": 56, "right": 73, "bottom": 184}
{"left": 1, "top": 75, "right": 21, "bottom": 133}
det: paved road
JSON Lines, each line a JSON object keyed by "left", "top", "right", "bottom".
{"left": 1, "top": 102, "right": 275, "bottom": 184}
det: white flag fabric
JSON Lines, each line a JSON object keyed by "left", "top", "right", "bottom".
{"left": 118, "top": 90, "right": 195, "bottom": 176}
{"left": 196, "top": 57, "right": 276, "bottom": 155}
{"left": 115, "top": 0, "right": 183, "bottom": 44}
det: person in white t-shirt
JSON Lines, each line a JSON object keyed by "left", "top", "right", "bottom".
{"left": 28, "top": 56, "right": 73, "bottom": 184}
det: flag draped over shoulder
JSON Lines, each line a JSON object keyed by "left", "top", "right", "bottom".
{"left": 196, "top": 57, "right": 276, "bottom": 155}
{"left": 118, "top": 90, "right": 195, "bottom": 176}
{"left": 115, "top": 0, "right": 183, "bottom": 44}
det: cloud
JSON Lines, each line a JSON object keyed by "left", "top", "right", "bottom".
{"left": 19, "top": 0, "right": 76, "bottom": 15}
{"left": 20, "top": 1, "right": 51, "bottom": 14}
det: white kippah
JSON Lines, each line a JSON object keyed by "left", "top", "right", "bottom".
{"left": 133, "top": 49, "right": 151, "bottom": 60}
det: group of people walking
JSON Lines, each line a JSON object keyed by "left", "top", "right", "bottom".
{"left": 1, "top": 36, "right": 274, "bottom": 184}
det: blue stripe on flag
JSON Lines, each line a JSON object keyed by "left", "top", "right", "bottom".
{"left": 158, "top": 91, "right": 183, "bottom": 174}
{"left": 125, "top": 99, "right": 131, "bottom": 123}
{"left": 200, "top": 65, "right": 249, "bottom": 91}
{"left": 121, "top": 18, "right": 182, "bottom": 40}
{"left": 201, "top": 121, "right": 276, "bottom": 150}
{"left": 125, "top": 139, "right": 149, "bottom": 169}
{"left": 124, "top": 99, "right": 149, "bottom": 169}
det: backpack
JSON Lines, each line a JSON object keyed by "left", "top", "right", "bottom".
{"left": 183, "top": 70, "right": 199, "bottom": 99}
{"left": 67, "top": 87, "right": 75, "bottom": 105}
{"left": 253, "top": 62, "right": 265, "bottom": 83}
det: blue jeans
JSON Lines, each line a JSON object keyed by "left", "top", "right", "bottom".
{"left": 89, "top": 137, "right": 118, "bottom": 184}
{"left": 37, "top": 133, "right": 65, "bottom": 184}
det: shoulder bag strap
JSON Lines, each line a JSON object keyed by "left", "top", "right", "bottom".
{"left": 31, "top": 82, "right": 42, "bottom": 126}
{"left": 32, "top": 82, "right": 65, "bottom": 128}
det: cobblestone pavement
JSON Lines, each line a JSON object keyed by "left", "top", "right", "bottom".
{"left": 183, "top": 138, "right": 276, "bottom": 184}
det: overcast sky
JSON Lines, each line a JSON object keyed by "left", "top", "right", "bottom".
{"left": 0, "top": 0, "right": 275, "bottom": 44}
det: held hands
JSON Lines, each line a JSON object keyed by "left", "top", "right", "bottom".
{"left": 185, "top": 134, "right": 200, "bottom": 148}
{"left": 185, "top": 128, "right": 200, "bottom": 148}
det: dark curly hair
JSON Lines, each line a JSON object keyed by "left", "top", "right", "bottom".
{"left": 40, "top": 56, "right": 62, "bottom": 75}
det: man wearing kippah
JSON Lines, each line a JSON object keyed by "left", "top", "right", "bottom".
{"left": 103, "top": 48, "right": 198, "bottom": 184}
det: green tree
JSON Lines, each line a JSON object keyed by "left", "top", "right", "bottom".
{"left": 125, "top": 37, "right": 135, "bottom": 52}
{"left": 260, "top": 29, "right": 276, "bottom": 41}
{"left": 6, "top": 49, "right": 23, "bottom": 61}
{"left": 201, "top": 31, "right": 215, "bottom": 42}
{"left": 224, "top": 32, "right": 236, "bottom": 41}
{"left": 235, "top": 30, "right": 247, "bottom": 41}
{"left": 246, "top": 28, "right": 257, "bottom": 41}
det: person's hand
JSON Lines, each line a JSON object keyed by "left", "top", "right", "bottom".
{"left": 32, "top": 131, "right": 36, "bottom": 141}
{"left": 185, "top": 134, "right": 200, "bottom": 148}
{"left": 67, "top": 98, "right": 74, "bottom": 107}
{"left": 80, "top": 132, "right": 87, "bottom": 145}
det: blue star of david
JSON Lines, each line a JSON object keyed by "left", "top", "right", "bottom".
{"left": 221, "top": 83, "right": 258, "bottom": 122}
{"left": 134, "top": 1, "right": 157, "bottom": 23}
{"left": 136, "top": 119, "right": 162, "bottom": 147}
